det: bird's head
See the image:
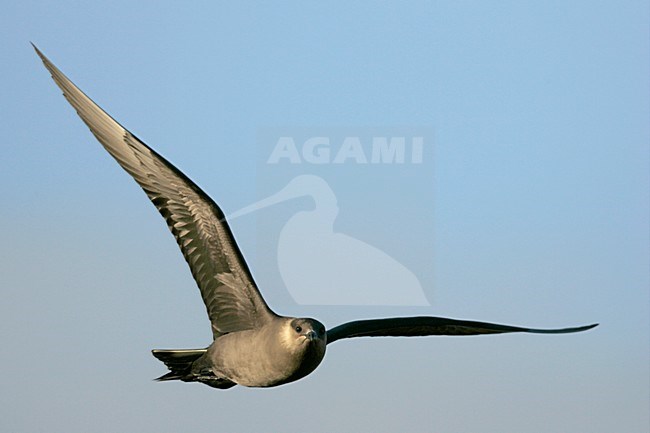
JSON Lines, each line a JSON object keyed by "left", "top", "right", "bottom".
{"left": 280, "top": 317, "right": 327, "bottom": 354}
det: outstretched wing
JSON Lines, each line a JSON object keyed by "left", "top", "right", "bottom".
{"left": 34, "top": 45, "right": 276, "bottom": 337}
{"left": 326, "top": 316, "right": 597, "bottom": 345}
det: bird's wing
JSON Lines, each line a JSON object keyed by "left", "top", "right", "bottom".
{"left": 34, "top": 45, "right": 276, "bottom": 337}
{"left": 326, "top": 316, "right": 598, "bottom": 344}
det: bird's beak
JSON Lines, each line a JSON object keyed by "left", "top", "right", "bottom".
{"left": 304, "top": 330, "right": 318, "bottom": 341}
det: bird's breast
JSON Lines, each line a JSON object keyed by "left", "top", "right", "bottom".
{"left": 208, "top": 330, "right": 326, "bottom": 388}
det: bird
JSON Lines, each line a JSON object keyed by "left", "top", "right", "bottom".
{"left": 33, "top": 44, "right": 598, "bottom": 389}
{"left": 227, "top": 174, "right": 429, "bottom": 305}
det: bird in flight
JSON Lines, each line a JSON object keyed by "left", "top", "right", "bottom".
{"left": 34, "top": 45, "right": 597, "bottom": 389}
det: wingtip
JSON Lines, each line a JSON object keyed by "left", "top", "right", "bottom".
{"left": 531, "top": 322, "right": 599, "bottom": 334}
{"left": 31, "top": 42, "right": 43, "bottom": 57}
{"left": 31, "top": 43, "right": 52, "bottom": 68}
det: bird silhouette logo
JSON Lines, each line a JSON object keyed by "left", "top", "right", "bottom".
{"left": 228, "top": 174, "right": 429, "bottom": 305}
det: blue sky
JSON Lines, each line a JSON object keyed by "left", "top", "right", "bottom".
{"left": 1, "top": 1, "right": 648, "bottom": 432}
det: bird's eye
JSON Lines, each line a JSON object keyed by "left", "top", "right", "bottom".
{"left": 295, "top": 326, "right": 302, "bottom": 333}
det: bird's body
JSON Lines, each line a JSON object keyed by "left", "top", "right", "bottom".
{"left": 34, "top": 44, "right": 597, "bottom": 390}
{"left": 199, "top": 317, "right": 326, "bottom": 388}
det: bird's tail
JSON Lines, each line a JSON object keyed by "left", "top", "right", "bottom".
{"left": 151, "top": 348, "right": 207, "bottom": 381}
{"left": 152, "top": 348, "right": 237, "bottom": 389}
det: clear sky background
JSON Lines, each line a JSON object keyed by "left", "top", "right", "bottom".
{"left": 1, "top": 2, "right": 648, "bottom": 432}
